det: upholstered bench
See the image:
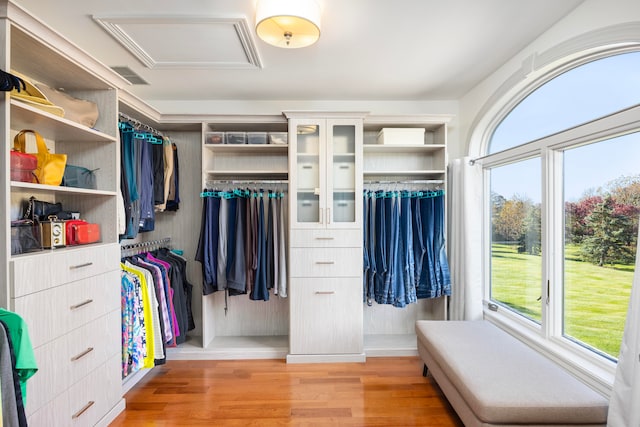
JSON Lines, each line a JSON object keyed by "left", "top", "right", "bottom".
{"left": 415, "top": 320, "right": 609, "bottom": 426}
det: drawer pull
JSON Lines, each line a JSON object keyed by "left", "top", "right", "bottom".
{"left": 339, "top": 165, "right": 350, "bottom": 169}
{"left": 315, "top": 237, "right": 334, "bottom": 240}
{"left": 315, "top": 291, "right": 336, "bottom": 295}
{"left": 70, "top": 299, "right": 93, "bottom": 310}
{"left": 71, "top": 347, "right": 94, "bottom": 361}
{"left": 315, "top": 261, "right": 335, "bottom": 265}
{"left": 72, "top": 400, "right": 95, "bottom": 419}
{"left": 302, "top": 165, "right": 313, "bottom": 169}
{"left": 70, "top": 262, "right": 93, "bottom": 270}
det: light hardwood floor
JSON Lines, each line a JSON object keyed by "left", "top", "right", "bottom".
{"left": 110, "top": 356, "right": 463, "bottom": 426}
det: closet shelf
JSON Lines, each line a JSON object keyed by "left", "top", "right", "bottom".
{"left": 363, "top": 170, "right": 446, "bottom": 176}
{"left": 11, "top": 100, "right": 116, "bottom": 142}
{"left": 204, "top": 144, "right": 288, "bottom": 153}
{"left": 10, "top": 181, "right": 117, "bottom": 196}
{"left": 363, "top": 144, "right": 445, "bottom": 153}
{"left": 205, "top": 170, "right": 288, "bottom": 178}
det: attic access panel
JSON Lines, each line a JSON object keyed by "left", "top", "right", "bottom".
{"left": 93, "top": 15, "right": 262, "bottom": 69}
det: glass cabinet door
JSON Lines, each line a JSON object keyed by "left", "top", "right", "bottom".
{"left": 295, "top": 123, "right": 322, "bottom": 224}
{"left": 329, "top": 124, "right": 356, "bottom": 224}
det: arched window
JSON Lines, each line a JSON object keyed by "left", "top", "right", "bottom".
{"left": 483, "top": 50, "right": 640, "bottom": 363}
{"left": 490, "top": 51, "right": 640, "bottom": 154}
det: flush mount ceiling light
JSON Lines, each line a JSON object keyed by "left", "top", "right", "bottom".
{"left": 255, "top": 0, "right": 321, "bottom": 48}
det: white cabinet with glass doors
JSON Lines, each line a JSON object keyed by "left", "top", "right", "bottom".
{"left": 285, "top": 112, "right": 366, "bottom": 362}
{"left": 287, "top": 113, "right": 364, "bottom": 230}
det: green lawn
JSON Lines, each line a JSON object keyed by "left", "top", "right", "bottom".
{"left": 491, "top": 243, "right": 633, "bottom": 358}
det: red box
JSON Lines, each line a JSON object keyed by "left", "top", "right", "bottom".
{"left": 10, "top": 151, "right": 37, "bottom": 182}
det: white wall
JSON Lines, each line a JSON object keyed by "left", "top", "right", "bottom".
{"left": 458, "top": 0, "right": 640, "bottom": 158}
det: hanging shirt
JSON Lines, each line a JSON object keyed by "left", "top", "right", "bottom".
{"left": 0, "top": 309, "right": 37, "bottom": 404}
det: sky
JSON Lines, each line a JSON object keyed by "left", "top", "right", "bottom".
{"left": 489, "top": 51, "right": 640, "bottom": 202}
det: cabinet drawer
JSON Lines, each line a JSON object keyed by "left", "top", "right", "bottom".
{"left": 290, "top": 228, "right": 362, "bottom": 248}
{"left": 28, "top": 355, "right": 121, "bottom": 427}
{"left": 12, "top": 270, "right": 120, "bottom": 348}
{"left": 27, "top": 310, "right": 120, "bottom": 415}
{"left": 11, "top": 243, "right": 119, "bottom": 297}
{"left": 289, "top": 247, "right": 362, "bottom": 277}
{"left": 289, "top": 278, "right": 363, "bottom": 354}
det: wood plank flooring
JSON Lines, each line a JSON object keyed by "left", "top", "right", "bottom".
{"left": 110, "top": 356, "right": 463, "bottom": 426}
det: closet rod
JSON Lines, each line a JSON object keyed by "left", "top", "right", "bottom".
{"left": 121, "top": 237, "right": 171, "bottom": 252}
{"left": 205, "top": 179, "right": 289, "bottom": 185}
{"left": 363, "top": 179, "right": 444, "bottom": 185}
{"left": 119, "top": 112, "right": 164, "bottom": 137}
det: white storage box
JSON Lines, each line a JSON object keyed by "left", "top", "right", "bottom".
{"left": 376, "top": 128, "right": 425, "bottom": 145}
{"left": 268, "top": 132, "right": 288, "bottom": 145}
{"left": 297, "top": 199, "right": 319, "bottom": 223}
{"left": 297, "top": 162, "right": 319, "bottom": 190}
{"left": 332, "top": 162, "right": 355, "bottom": 190}
{"left": 333, "top": 197, "right": 356, "bottom": 223}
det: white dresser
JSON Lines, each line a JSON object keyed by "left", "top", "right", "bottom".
{"left": 10, "top": 245, "right": 123, "bottom": 426}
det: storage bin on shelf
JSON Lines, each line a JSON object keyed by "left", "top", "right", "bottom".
{"left": 247, "top": 132, "right": 268, "bottom": 144}
{"left": 225, "top": 132, "right": 247, "bottom": 144}
{"left": 376, "top": 128, "right": 425, "bottom": 145}
{"left": 268, "top": 132, "right": 288, "bottom": 145}
{"left": 205, "top": 131, "right": 225, "bottom": 144}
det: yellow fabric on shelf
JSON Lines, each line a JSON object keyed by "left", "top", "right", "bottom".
{"left": 9, "top": 70, "right": 65, "bottom": 117}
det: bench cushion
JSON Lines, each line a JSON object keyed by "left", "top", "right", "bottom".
{"left": 416, "top": 320, "right": 608, "bottom": 425}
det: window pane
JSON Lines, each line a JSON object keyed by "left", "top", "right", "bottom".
{"left": 563, "top": 133, "right": 639, "bottom": 358}
{"left": 490, "top": 157, "right": 542, "bottom": 322}
{"left": 490, "top": 52, "right": 640, "bottom": 154}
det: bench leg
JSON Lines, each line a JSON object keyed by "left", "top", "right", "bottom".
{"left": 422, "top": 364, "right": 429, "bottom": 377}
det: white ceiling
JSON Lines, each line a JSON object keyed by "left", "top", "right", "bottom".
{"left": 14, "top": 0, "right": 584, "bottom": 107}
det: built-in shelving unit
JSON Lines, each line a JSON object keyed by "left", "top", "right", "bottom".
{"left": 1, "top": 1, "right": 126, "bottom": 423}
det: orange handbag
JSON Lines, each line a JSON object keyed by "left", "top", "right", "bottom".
{"left": 65, "top": 220, "right": 100, "bottom": 245}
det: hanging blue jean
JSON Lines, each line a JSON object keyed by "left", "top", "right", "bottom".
{"left": 195, "top": 191, "right": 220, "bottom": 295}
{"left": 433, "top": 194, "right": 451, "bottom": 296}
{"left": 379, "top": 193, "right": 400, "bottom": 305}
{"left": 138, "top": 133, "right": 155, "bottom": 232}
{"left": 397, "top": 192, "right": 417, "bottom": 306}
{"left": 411, "top": 197, "right": 425, "bottom": 290}
{"left": 373, "top": 190, "right": 387, "bottom": 304}
{"left": 417, "top": 196, "right": 438, "bottom": 299}
{"left": 362, "top": 191, "right": 370, "bottom": 303}
{"left": 365, "top": 192, "right": 376, "bottom": 306}
{"left": 251, "top": 192, "right": 269, "bottom": 301}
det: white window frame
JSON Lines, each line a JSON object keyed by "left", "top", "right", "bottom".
{"left": 468, "top": 35, "right": 640, "bottom": 396}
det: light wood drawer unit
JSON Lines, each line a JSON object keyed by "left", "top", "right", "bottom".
{"left": 289, "top": 228, "right": 361, "bottom": 248}
{"left": 289, "top": 247, "right": 362, "bottom": 277}
{"left": 289, "top": 278, "right": 363, "bottom": 354}
{"left": 27, "top": 310, "right": 120, "bottom": 415}
{"left": 10, "top": 244, "right": 120, "bottom": 297}
{"left": 12, "top": 270, "right": 119, "bottom": 349}
{"left": 27, "top": 354, "right": 121, "bottom": 427}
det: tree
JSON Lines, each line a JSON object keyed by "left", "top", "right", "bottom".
{"left": 581, "top": 196, "right": 635, "bottom": 266}
{"left": 518, "top": 203, "right": 541, "bottom": 255}
{"left": 565, "top": 196, "right": 603, "bottom": 244}
{"left": 493, "top": 197, "right": 528, "bottom": 242}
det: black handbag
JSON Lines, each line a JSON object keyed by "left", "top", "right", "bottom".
{"left": 22, "top": 196, "right": 62, "bottom": 221}
{"left": 10, "top": 219, "right": 41, "bottom": 255}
